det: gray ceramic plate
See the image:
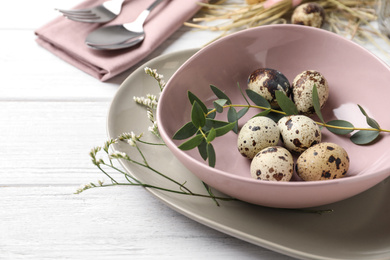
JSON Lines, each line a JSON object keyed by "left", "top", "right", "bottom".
{"left": 107, "top": 49, "right": 390, "bottom": 260}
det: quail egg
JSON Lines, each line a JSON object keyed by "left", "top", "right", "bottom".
{"left": 291, "top": 2, "right": 326, "bottom": 28}
{"left": 278, "top": 115, "right": 321, "bottom": 153}
{"left": 296, "top": 142, "right": 350, "bottom": 181}
{"left": 237, "top": 116, "right": 280, "bottom": 159}
{"left": 291, "top": 70, "right": 329, "bottom": 115}
{"left": 247, "top": 68, "right": 291, "bottom": 108}
{"left": 250, "top": 146, "right": 294, "bottom": 181}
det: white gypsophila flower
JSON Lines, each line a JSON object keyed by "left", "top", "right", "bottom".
{"left": 133, "top": 96, "right": 145, "bottom": 104}
{"left": 127, "top": 131, "right": 143, "bottom": 147}
{"left": 146, "top": 94, "right": 157, "bottom": 101}
{"left": 103, "top": 138, "right": 117, "bottom": 152}
{"left": 133, "top": 95, "right": 158, "bottom": 109}
{"left": 128, "top": 138, "right": 137, "bottom": 147}
{"left": 109, "top": 151, "right": 129, "bottom": 159}
{"left": 144, "top": 67, "right": 165, "bottom": 91}
{"left": 148, "top": 121, "right": 159, "bottom": 137}
{"left": 147, "top": 108, "right": 154, "bottom": 122}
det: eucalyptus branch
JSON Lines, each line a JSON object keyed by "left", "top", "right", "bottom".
{"left": 207, "top": 103, "right": 390, "bottom": 133}
{"left": 174, "top": 84, "right": 389, "bottom": 167}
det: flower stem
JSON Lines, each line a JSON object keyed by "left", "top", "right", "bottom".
{"left": 88, "top": 182, "right": 234, "bottom": 201}
{"left": 207, "top": 103, "right": 390, "bottom": 133}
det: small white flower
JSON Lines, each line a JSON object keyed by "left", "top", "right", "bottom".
{"left": 128, "top": 138, "right": 137, "bottom": 147}
{"left": 148, "top": 121, "right": 160, "bottom": 137}
{"left": 133, "top": 95, "right": 158, "bottom": 109}
{"left": 109, "top": 151, "right": 129, "bottom": 159}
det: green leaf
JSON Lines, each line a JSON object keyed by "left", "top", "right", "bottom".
{"left": 207, "top": 143, "right": 216, "bottom": 167}
{"left": 326, "top": 120, "right": 354, "bottom": 135}
{"left": 358, "top": 105, "right": 380, "bottom": 130}
{"left": 210, "top": 85, "right": 231, "bottom": 104}
{"left": 197, "top": 140, "right": 208, "bottom": 160}
{"left": 207, "top": 108, "right": 216, "bottom": 119}
{"left": 237, "top": 107, "right": 249, "bottom": 119}
{"left": 266, "top": 111, "right": 285, "bottom": 122}
{"left": 178, "top": 134, "right": 204, "bottom": 150}
{"left": 239, "top": 82, "right": 251, "bottom": 106}
{"left": 214, "top": 122, "right": 236, "bottom": 136}
{"left": 227, "top": 106, "right": 238, "bottom": 122}
{"left": 205, "top": 118, "right": 231, "bottom": 129}
{"left": 275, "top": 91, "right": 298, "bottom": 115}
{"left": 188, "top": 91, "right": 208, "bottom": 113}
{"left": 245, "top": 89, "right": 271, "bottom": 108}
{"left": 227, "top": 107, "right": 238, "bottom": 133}
{"left": 191, "top": 101, "right": 206, "bottom": 128}
{"left": 172, "top": 121, "right": 198, "bottom": 140}
{"left": 312, "top": 84, "right": 325, "bottom": 123}
{"left": 253, "top": 108, "right": 271, "bottom": 117}
{"left": 350, "top": 130, "right": 380, "bottom": 145}
{"left": 206, "top": 128, "right": 217, "bottom": 143}
{"left": 213, "top": 99, "right": 227, "bottom": 113}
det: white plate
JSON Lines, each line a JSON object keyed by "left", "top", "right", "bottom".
{"left": 107, "top": 49, "right": 390, "bottom": 260}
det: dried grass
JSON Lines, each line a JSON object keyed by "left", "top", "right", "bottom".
{"left": 186, "top": 0, "right": 390, "bottom": 56}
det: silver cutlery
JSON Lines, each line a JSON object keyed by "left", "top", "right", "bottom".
{"left": 85, "top": 0, "right": 165, "bottom": 50}
{"left": 56, "top": 0, "right": 125, "bottom": 23}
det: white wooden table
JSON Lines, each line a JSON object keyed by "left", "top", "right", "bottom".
{"left": 1, "top": 1, "right": 388, "bottom": 259}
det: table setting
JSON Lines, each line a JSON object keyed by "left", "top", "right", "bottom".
{"left": 2, "top": 0, "right": 390, "bottom": 259}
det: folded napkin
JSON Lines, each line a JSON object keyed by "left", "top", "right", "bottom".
{"left": 35, "top": 0, "right": 206, "bottom": 81}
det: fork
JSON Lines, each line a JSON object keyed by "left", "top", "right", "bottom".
{"left": 56, "top": 0, "right": 125, "bottom": 23}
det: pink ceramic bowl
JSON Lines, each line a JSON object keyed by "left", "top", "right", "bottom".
{"left": 156, "top": 24, "right": 390, "bottom": 208}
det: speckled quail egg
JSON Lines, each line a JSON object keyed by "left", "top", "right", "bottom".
{"left": 247, "top": 68, "right": 291, "bottom": 108}
{"left": 296, "top": 142, "right": 350, "bottom": 181}
{"left": 278, "top": 115, "right": 321, "bottom": 153}
{"left": 237, "top": 116, "right": 280, "bottom": 159}
{"left": 291, "top": 2, "right": 326, "bottom": 28}
{"left": 291, "top": 70, "right": 329, "bottom": 115}
{"left": 250, "top": 146, "right": 294, "bottom": 182}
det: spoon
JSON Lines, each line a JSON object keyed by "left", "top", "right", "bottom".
{"left": 85, "top": 0, "right": 165, "bottom": 49}
{"left": 86, "top": 36, "right": 145, "bottom": 50}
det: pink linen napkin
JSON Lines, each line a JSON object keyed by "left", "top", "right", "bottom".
{"left": 35, "top": 0, "right": 206, "bottom": 81}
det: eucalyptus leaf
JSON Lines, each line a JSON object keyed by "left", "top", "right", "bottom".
{"left": 227, "top": 107, "right": 238, "bottom": 133}
{"left": 253, "top": 108, "right": 271, "bottom": 117}
{"left": 312, "top": 84, "right": 325, "bottom": 123}
{"left": 227, "top": 106, "right": 238, "bottom": 122}
{"left": 188, "top": 91, "right": 208, "bottom": 113}
{"left": 239, "top": 83, "right": 251, "bottom": 106}
{"left": 358, "top": 105, "right": 380, "bottom": 130}
{"left": 178, "top": 134, "right": 204, "bottom": 150}
{"left": 266, "top": 111, "right": 285, "bottom": 123}
{"left": 207, "top": 143, "right": 216, "bottom": 167}
{"left": 172, "top": 121, "right": 198, "bottom": 140}
{"left": 206, "top": 128, "right": 217, "bottom": 143}
{"left": 275, "top": 91, "right": 298, "bottom": 115}
{"left": 210, "top": 85, "right": 232, "bottom": 104}
{"left": 237, "top": 107, "right": 249, "bottom": 119}
{"left": 213, "top": 99, "right": 227, "bottom": 113}
{"left": 207, "top": 108, "right": 216, "bottom": 119}
{"left": 326, "top": 120, "right": 354, "bottom": 135}
{"left": 191, "top": 101, "right": 206, "bottom": 128}
{"left": 205, "top": 118, "right": 232, "bottom": 129}
{"left": 245, "top": 89, "right": 271, "bottom": 108}
{"left": 197, "top": 140, "right": 208, "bottom": 160}
{"left": 214, "top": 122, "right": 236, "bottom": 136}
{"left": 350, "top": 130, "right": 380, "bottom": 145}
